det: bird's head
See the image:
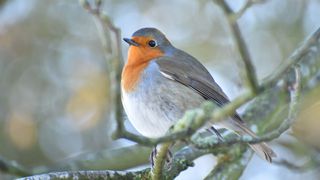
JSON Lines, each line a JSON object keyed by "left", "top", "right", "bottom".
{"left": 123, "top": 27, "right": 173, "bottom": 65}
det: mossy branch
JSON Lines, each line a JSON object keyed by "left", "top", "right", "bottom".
{"left": 192, "top": 66, "right": 301, "bottom": 149}
{"left": 215, "top": 0, "right": 259, "bottom": 93}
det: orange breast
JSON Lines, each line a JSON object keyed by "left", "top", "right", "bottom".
{"left": 122, "top": 45, "right": 164, "bottom": 92}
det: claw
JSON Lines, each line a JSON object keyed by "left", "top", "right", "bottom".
{"left": 149, "top": 145, "right": 173, "bottom": 170}
{"left": 150, "top": 146, "right": 157, "bottom": 168}
{"left": 206, "top": 126, "right": 224, "bottom": 142}
{"left": 165, "top": 149, "right": 173, "bottom": 170}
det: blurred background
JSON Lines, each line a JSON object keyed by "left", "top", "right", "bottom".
{"left": 0, "top": 0, "right": 320, "bottom": 179}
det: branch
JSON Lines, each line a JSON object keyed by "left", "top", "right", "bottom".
{"left": 0, "top": 157, "right": 31, "bottom": 177}
{"left": 274, "top": 159, "right": 320, "bottom": 172}
{"left": 234, "top": 0, "right": 267, "bottom": 19}
{"left": 150, "top": 102, "right": 221, "bottom": 179}
{"left": 79, "top": 0, "right": 125, "bottom": 135}
{"left": 56, "top": 145, "right": 150, "bottom": 171}
{"left": 18, "top": 169, "right": 150, "bottom": 180}
{"left": 261, "top": 27, "right": 320, "bottom": 90}
{"left": 214, "top": 0, "right": 259, "bottom": 92}
{"left": 151, "top": 143, "right": 171, "bottom": 180}
{"left": 156, "top": 145, "right": 229, "bottom": 179}
{"left": 115, "top": 91, "right": 255, "bottom": 147}
{"left": 274, "top": 140, "right": 320, "bottom": 172}
{"left": 19, "top": 145, "right": 229, "bottom": 180}
{"left": 204, "top": 145, "right": 252, "bottom": 180}
{"left": 0, "top": 145, "right": 151, "bottom": 178}
{"left": 192, "top": 66, "right": 301, "bottom": 149}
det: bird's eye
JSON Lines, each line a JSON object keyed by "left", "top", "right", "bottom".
{"left": 148, "top": 40, "right": 157, "bottom": 47}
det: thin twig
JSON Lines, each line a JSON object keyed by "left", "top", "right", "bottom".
{"left": 215, "top": 0, "right": 259, "bottom": 93}
{"left": 274, "top": 159, "right": 319, "bottom": 172}
{"left": 261, "top": 27, "right": 320, "bottom": 90}
{"left": 233, "top": 0, "right": 267, "bottom": 20}
{"left": 79, "top": 0, "right": 125, "bottom": 135}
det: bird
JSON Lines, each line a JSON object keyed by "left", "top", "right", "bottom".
{"left": 121, "top": 27, "right": 276, "bottom": 163}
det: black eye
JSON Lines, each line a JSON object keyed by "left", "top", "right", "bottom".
{"left": 148, "top": 40, "right": 157, "bottom": 47}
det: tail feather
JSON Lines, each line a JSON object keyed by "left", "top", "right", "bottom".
{"left": 248, "top": 142, "right": 276, "bottom": 163}
{"left": 219, "top": 119, "right": 277, "bottom": 163}
{"left": 237, "top": 123, "right": 277, "bottom": 163}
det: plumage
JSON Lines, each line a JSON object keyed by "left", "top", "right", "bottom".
{"left": 122, "top": 61, "right": 204, "bottom": 137}
{"left": 155, "top": 57, "right": 243, "bottom": 123}
{"left": 121, "top": 27, "right": 276, "bottom": 162}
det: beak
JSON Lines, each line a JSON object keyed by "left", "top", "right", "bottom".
{"left": 123, "top": 38, "right": 139, "bottom": 46}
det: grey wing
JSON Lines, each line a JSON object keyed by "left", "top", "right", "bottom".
{"left": 156, "top": 56, "right": 277, "bottom": 162}
{"left": 155, "top": 56, "right": 244, "bottom": 123}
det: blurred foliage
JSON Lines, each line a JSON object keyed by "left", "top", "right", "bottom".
{"left": 0, "top": 0, "right": 111, "bottom": 169}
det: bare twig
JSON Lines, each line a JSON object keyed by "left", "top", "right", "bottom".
{"left": 214, "top": 0, "right": 259, "bottom": 93}
{"left": 274, "top": 159, "right": 320, "bottom": 172}
{"left": 261, "top": 27, "right": 320, "bottom": 90}
{"left": 234, "top": 0, "right": 267, "bottom": 20}
{"left": 79, "top": 0, "right": 125, "bottom": 135}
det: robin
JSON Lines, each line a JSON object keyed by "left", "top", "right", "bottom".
{"left": 121, "top": 27, "right": 276, "bottom": 163}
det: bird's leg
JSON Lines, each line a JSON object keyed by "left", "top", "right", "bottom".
{"left": 150, "top": 146, "right": 157, "bottom": 167}
{"left": 150, "top": 144, "right": 174, "bottom": 169}
{"left": 206, "top": 126, "right": 224, "bottom": 142}
{"left": 165, "top": 146, "right": 173, "bottom": 170}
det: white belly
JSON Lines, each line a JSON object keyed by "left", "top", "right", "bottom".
{"left": 121, "top": 61, "right": 204, "bottom": 138}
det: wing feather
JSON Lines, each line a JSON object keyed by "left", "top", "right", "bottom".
{"left": 155, "top": 57, "right": 243, "bottom": 123}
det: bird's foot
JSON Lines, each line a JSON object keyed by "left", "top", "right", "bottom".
{"left": 150, "top": 145, "right": 173, "bottom": 170}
